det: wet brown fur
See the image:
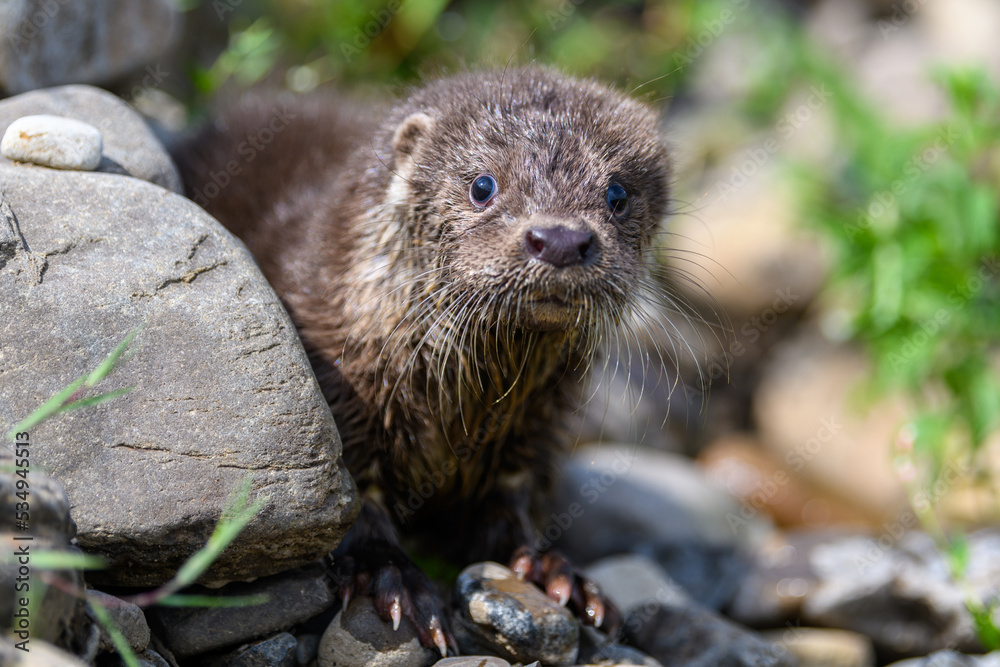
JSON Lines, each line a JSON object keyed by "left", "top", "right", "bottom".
{"left": 174, "top": 67, "right": 672, "bottom": 561}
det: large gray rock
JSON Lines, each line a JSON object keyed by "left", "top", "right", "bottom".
{"left": 0, "top": 85, "right": 183, "bottom": 193}
{"left": 0, "top": 163, "right": 359, "bottom": 586}
{"left": 0, "top": 0, "right": 179, "bottom": 95}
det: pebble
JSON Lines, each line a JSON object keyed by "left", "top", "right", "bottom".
{"left": 577, "top": 626, "right": 662, "bottom": 666}
{"left": 295, "top": 633, "right": 320, "bottom": 665}
{"left": 431, "top": 658, "right": 511, "bottom": 667}
{"left": 88, "top": 589, "right": 151, "bottom": 652}
{"left": 317, "top": 596, "right": 437, "bottom": 667}
{"left": 759, "top": 627, "right": 875, "bottom": 667}
{"left": 452, "top": 562, "right": 579, "bottom": 666}
{"left": 1, "top": 114, "right": 102, "bottom": 170}
{"left": 0, "top": 636, "right": 90, "bottom": 666}
{"left": 211, "top": 632, "right": 298, "bottom": 667}
{"left": 886, "top": 650, "right": 1000, "bottom": 667}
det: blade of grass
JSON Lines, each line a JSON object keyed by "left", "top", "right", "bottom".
{"left": 61, "top": 388, "right": 135, "bottom": 413}
{"left": 156, "top": 593, "right": 270, "bottom": 607}
{"left": 6, "top": 375, "right": 86, "bottom": 439}
{"left": 29, "top": 551, "right": 107, "bottom": 570}
{"left": 85, "top": 326, "right": 142, "bottom": 387}
{"left": 88, "top": 599, "right": 141, "bottom": 667}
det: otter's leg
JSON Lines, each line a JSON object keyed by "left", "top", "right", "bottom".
{"left": 326, "top": 499, "right": 456, "bottom": 657}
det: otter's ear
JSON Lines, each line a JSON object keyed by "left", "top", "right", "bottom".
{"left": 392, "top": 112, "right": 435, "bottom": 161}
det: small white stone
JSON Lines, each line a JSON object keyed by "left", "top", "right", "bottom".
{"left": 1, "top": 114, "right": 103, "bottom": 171}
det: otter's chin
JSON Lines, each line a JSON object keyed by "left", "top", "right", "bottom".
{"left": 517, "top": 298, "right": 582, "bottom": 332}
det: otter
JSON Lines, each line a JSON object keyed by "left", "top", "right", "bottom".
{"left": 174, "top": 66, "right": 676, "bottom": 655}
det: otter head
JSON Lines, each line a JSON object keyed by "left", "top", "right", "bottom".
{"left": 381, "top": 67, "right": 671, "bottom": 334}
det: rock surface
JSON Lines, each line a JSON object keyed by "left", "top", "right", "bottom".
{"left": 1, "top": 114, "right": 103, "bottom": 170}
{"left": 626, "top": 604, "right": 796, "bottom": 667}
{"left": 886, "top": 651, "right": 1000, "bottom": 667}
{"left": 0, "top": 85, "right": 183, "bottom": 192}
{"left": 0, "top": 165, "right": 358, "bottom": 586}
{"left": 803, "top": 531, "right": 997, "bottom": 657}
{"left": 318, "top": 596, "right": 438, "bottom": 667}
{"left": 754, "top": 330, "right": 909, "bottom": 523}
{"left": 211, "top": 632, "right": 298, "bottom": 667}
{"left": 549, "top": 444, "right": 771, "bottom": 565}
{"left": 729, "top": 528, "right": 1000, "bottom": 659}
{"left": 577, "top": 626, "right": 663, "bottom": 667}
{"left": 452, "top": 562, "right": 580, "bottom": 666}
{"left": 148, "top": 563, "right": 336, "bottom": 658}
{"left": 587, "top": 554, "right": 795, "bottom": 667}
{"left": 0, "top": 0, "right": 179, "bottom": 95}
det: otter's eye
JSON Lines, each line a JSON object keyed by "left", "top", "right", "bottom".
{"left": 606, "top": 183, "right": 628, "bottom": 216}
{"left": 470, "top": 174, "right": 498, "bottom": 207}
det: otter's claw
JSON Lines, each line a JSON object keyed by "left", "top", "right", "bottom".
{"left": 327, "top": 548, "right": 458, "bottom": 657}
{"left": 510, "top": 546, "right": 622, "bottom": 636}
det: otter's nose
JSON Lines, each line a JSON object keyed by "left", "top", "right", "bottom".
{"left": 524, "top": 226, "right": 595, "bottom": 268}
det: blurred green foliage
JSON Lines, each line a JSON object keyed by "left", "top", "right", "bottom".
{"left": 794, "top": 64, "right": 1000, "bottom": 482}
{"left": 182, "top": 0, "right": 724, "bottom": 100}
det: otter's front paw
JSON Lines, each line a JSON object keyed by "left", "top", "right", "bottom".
{"left": 510, "top": 546, "right": 622, "bottom": 635}
{"left": 327, "top": 543, "right": 456, "bottom": 657}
